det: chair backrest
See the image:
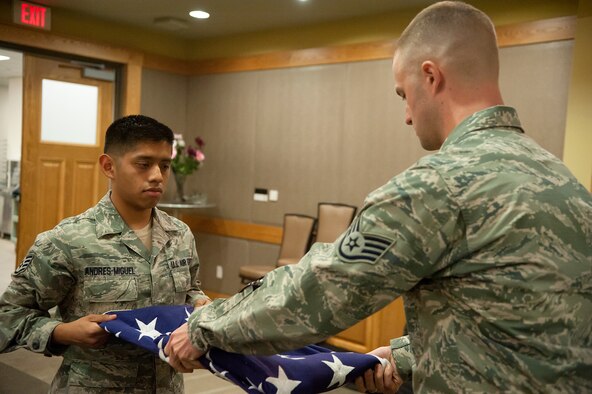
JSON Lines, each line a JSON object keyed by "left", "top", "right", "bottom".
{"left": 315, "top": 202, "right": 357, "bottom": 244}
{"left": 277, "top": 214, "right": 316, "bottom": 267}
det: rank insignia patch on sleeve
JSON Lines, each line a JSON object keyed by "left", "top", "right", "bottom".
{"left": 15, "top": 254, "right": 34, "bottom": 275}
{"left": 337, "top": 218, "right": 394, "bottom": 264}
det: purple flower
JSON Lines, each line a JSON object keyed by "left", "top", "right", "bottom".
{"left": 195, "top": 137, "right": 205, "bottom": 148}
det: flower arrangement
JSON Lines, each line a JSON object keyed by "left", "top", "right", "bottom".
{"left": 171, "top": 134, "right": 205, "bottom": 176}
{"left": 171, "top": 134, "right": 205, "bottom": 202}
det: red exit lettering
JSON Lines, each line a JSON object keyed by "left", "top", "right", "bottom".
{"left": 20, "top": 3, "right": 47, "bottom": 28}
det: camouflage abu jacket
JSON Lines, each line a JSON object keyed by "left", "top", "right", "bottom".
{"left": 0, "top": 193, "right": 209, "bottom": 393}
{"left": 187, "top": 106, "right": 591, "bottom": 393}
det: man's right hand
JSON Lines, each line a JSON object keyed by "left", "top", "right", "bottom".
{"left": 51, "top": 314, "right": 117, "bottom": 348}
{"left": 355, "top": 345, "right": 404, "bottom": 394}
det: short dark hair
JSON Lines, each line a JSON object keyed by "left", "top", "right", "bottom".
{"left": 104, "top": 115, "right": 174, "bottom": 155}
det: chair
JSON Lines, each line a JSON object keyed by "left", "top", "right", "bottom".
{"left": 313, "top": 202, "right": 357, "bottom": 244}
{"left": 239, "top": 213, "right": 316, "bottom": 284}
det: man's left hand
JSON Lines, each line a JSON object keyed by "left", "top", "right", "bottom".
{"left": 165, "top": 322, "right": 205, "bottom": 373}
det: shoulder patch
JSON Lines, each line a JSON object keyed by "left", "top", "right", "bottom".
{"left": 337, "top": 218, "right": 395, "bottom": 264}
{"left": 15, "top": 254, "right": 34, "bottom": 275}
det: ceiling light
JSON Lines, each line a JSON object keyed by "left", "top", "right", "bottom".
{"left": 0, "top": 55, "right": 10, "bottom": 61}
{"left": 189, "top": 10, "right": 210, "bottom": 19}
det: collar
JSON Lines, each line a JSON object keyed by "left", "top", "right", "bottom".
{"left": 441, "top": 106, "right": 524, "bottom": 150}
{"left": 94, "top": 193, "right": 181, "bottom": 238}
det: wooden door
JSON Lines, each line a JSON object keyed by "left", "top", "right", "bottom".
{"left": 17, "top": 55, "right": 114, "bottom": 264}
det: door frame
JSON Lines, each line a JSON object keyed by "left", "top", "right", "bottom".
{"left": 0, "top": 24, "right": 143, "bottom": 266}
{"left": 0, "top": 23, "right": 142, "bottom": 115}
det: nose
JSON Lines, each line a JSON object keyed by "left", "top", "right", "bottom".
{"left": 149, "top": 165, "right": 164, "bottom": 183}
{"left": 405, "top": 106, "right": 413, "bottom": 126}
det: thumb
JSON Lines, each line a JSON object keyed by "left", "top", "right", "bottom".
{"left": 88, "top": 313, "right": 118, "bottom": 322}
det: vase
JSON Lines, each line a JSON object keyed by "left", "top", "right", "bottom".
{"left": 173, "top": 172, "right": 187, "bottom": 202}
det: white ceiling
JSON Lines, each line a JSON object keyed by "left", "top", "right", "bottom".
{"left": 33, "top": 0, "right": 434, "bottom": 39}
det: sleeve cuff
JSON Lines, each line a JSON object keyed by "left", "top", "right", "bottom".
{"left": 390, "top": 335, "right": 415, "bottom": 381}
{"left": 33, "top": 320, "right": 68, "bottom": 356}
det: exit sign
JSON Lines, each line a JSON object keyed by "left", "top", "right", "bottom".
{"left": 13, "top": 0, "right": 51, "bottom": 30}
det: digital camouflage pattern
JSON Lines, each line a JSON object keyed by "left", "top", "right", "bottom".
{"left": 188, "top": 106, "right": 592, "bottom": 393}
{"left": 0, "top": 193, "right": 209, "bottom": 393}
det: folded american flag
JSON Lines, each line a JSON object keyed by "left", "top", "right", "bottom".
{"left": 99, "top": 305, "right": 385, "bottom": 393}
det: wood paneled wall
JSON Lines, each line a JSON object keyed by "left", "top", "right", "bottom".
{"left": 143, "top": 39, "right": 574, "bottom": 295}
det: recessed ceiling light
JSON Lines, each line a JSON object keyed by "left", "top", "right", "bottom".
{"left": 189, "top": 10, "right": 210, "bottom": 19}
{"left": 0, "top": 55, "right": 10, "bottom": 61}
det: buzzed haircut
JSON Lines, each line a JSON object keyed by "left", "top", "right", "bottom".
{"left": 104, "top": 115, "right": 174, "bottom": 155}
{"left": 397, "top": 1, "right": 499, "bottom": 81}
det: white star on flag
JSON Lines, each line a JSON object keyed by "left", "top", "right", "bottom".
{"left": 185, "top": 307, "right": 191, "bottom": 321}
{"left": 157, "top": 337, "right": 168, "bottom": 363}
{"left": 209, "top": 361, "right": 230, "bottom": 381}
{"left": 246, "top": 377, "right": 265, "bottom": 393}
{"left": 135, "top": 317, "right": 161, "bottom": 340}
{"left": 266, "top": 366, "right": 301, "bottom": 394}
{"left": 322, "top": 354, "right": 355, "bottom": 388}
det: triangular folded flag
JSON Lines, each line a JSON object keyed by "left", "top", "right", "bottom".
{"left": 99, "top": 305, "right": 385, "bottom": 394}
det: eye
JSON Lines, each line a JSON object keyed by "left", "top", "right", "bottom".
{"left": 161, "top": 163, "right": 171, "bottom": 172}
{"left": 136, "top": 161, "right": 150, "bottom": 169}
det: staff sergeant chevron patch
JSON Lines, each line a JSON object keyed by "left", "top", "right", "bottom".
{"left": 14, "top": 254, "right": 34, "bottom": 275}
{"left": 337, "top": 218, "right": 394, "bottom": 264}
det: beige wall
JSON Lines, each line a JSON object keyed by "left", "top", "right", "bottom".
{"left": 563, "top": 0, "right": 592, "bottom": 190}
{"left": 142, "top": 40, "right": 575, "bottom": 294}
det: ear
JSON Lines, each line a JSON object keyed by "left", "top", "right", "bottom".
{"left": 421, "top": 60, "right": 443, "bottom": 95}
{"left": 99, "top": 154, "right": 116, "bottom": 179}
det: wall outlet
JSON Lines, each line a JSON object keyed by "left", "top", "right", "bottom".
{"left": 216, "top": 265, "right": 223, "bottom": 279}
{"left": 269, "top": 189, "right": 279, "bottom": 202}
{"left": 253, "top": 187, "right": 269, "bottom": 202}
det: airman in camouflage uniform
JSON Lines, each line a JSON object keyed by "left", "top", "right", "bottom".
{"left": 0, "top": 115, "right": 209, "bottom": 393}
{"left": 165, "top": 2, "right": 592, "bottom": 393}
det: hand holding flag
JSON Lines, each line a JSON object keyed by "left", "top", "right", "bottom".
{"left": 99, "top": 305, "right": 387, "bottom": 394}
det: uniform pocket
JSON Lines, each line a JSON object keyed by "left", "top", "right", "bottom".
{"left": 67, "top": 360, "right": 139, "bottom": 388}
{"left": 84, "top": 277, "right": 138, "bottom": 302}
{"left": 171, "top": 267, "right": 190, "bottom": 293}
{"left": 83, "top": 277, "right": 139, "bottom": 314}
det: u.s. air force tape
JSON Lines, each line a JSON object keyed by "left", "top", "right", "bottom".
{"left": 337, "top": 217, "right": 394, "bottom": 264}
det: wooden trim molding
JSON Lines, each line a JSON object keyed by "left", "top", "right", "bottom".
{"left": 0, "top": 23, "right": 140, "bottom": 64}
{"left": 496, "top": 15, "right": 576, "bottom": 48}
{"left": 181, "top": 214, "right": 283, "bottom": 245}
{"left": 188, "top": 40, "right": 397, "bottom": 75}
{"left": 143, "top": 16, "right": 576, "bottom": 76}
{"left": 142, "top": 52, "right": 194, "bottom": 76}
